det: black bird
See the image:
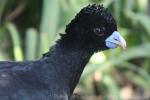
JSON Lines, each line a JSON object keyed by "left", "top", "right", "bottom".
{"left": 0, "top": 4, "right": 126, "bottom": 100}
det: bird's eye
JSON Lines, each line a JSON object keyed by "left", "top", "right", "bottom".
{"left": 94, "top": 27, "right": 105, "bottom": 36}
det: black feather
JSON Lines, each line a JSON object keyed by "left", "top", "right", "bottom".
{"left": 0, "top": 4, "right": 117, "bottom": 100}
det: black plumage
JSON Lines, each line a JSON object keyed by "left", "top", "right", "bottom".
{"left": 0, "top": 4, "right": 117, "bottom": 100}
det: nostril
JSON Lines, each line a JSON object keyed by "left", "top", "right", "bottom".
{"left": 114, "top": 38, "right": 118, "bottom": 40}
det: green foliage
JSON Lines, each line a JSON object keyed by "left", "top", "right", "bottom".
{"left": 39, "top": 0, "right": 60, "bottom": 57}
{"left": 0, "top": 0, "right": 150, "bottom": 99}
{"left": 25, "top": 28, "right": 38, "bottom": 60}
{"left": 6, "top": 23, "right": 23, "bottom": 61}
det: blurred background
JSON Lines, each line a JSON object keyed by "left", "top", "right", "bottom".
{"left": 0, "top": 0, "right": 150, "bottom": 99}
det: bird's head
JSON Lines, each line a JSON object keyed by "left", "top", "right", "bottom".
{"left": 61, "top": 4, "right": 126, "bottom": 52}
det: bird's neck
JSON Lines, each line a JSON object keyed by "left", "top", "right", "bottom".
{"left": 45, "top": 42, "right": 93, "bottom": 94}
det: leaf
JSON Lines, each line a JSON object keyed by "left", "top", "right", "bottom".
{"left": 136, "top": 14, "right": 150, "bottom": 35}
{"left": 81, "top": 43, "right": 150, "bottom": 80}
{"left": 40, "top": 0, "right": 60, "bottom": 40}
{"left": 0, "top": 0, "right": 8, "bottom": 24}
{"left": 25, "top": 28, "right": 38, "bottom": 60}
{"left": 39, "top": 0, "right": 60, "bottom": 57}
{"left": 103, "top": 75, "right": 121, "bottom": 100}
{"left": 6, "top": 23, "right": 23, "bottom": 61}
{"left": 113, "top": 0, "right": 121, "bottom": 23}
{"left": 126, "top": 72, "right": 150, "bottom": 90}
{"left": 101, "top": 0, "right": 113, "bottom": 7}
{"left": 122, "top": 62, "right": 150, "bottom": 87}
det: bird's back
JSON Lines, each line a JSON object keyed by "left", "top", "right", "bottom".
{"left": 0, "top": 60, "right": 69, "bottom": 100}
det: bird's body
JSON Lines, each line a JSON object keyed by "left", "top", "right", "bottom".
{"left": 0, "top": 4, "right": 126, "bottom": 100}
{"left": 0, "top": 43, "right": 92, "bottom": 100}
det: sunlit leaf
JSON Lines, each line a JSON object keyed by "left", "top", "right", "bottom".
{"left": 6, "top": 23, "right": 23, "bottom": 61}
